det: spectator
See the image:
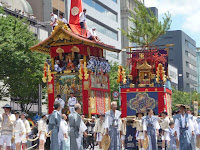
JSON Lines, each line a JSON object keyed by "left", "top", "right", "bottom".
{"left": 87, "top": 27, "right": 100, "bottom": 42}
{"left": 50, "top": 12, "right": 58, "bottom": 30}
{"left": 79, "top": 9, "right": 87, "bottom": 36}
{"left": 59, "top": 14, "right": 68, "bottom": 24}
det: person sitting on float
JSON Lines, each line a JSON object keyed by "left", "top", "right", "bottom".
{"left": 87, "top": 27, "right": 100, "bottom": 42}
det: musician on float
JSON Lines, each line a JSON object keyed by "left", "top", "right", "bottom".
{"left": 0, "top": 104, "right": 15, "bottom": 150}
{"left": 158, "top": 111, "right": 170, "bottom": 150}
{"left": 132, "top": 112, "right": 144, "bottom": 150}
{"left": 143, "top": 108, "right": 160, "bottom": 150}
{"left": 105, "top": 101, "right": 122, "bottom": 150}
{"left": 174, "top": 105, "right": 195, "bottom": 150}
{"left": 67, "top": 92, "right": 77, "bottom": 113}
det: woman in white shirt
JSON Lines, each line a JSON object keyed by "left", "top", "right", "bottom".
{"left": 14, "top": 111, "right": 26, "bottom": 150}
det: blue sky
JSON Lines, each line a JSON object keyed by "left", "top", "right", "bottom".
{"left": 145, "top": 0, "right": 200, "bottom": 47}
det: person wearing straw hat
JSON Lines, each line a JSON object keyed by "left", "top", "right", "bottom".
{"left": 38, "top": 113, "right": 47, "bottom": 150}
{"left": 14, "top": 111, "right": 26, "bottom": 150}
{"left": 104, "top": 101, "right": 122, "bottom": 150}
{"left": 174, "top": 105, "right": 195, "bottom": 150}
{"left": 20, "top": 112, "right": 31, "bottom": 150}
{"left": 132, "top": 112, "right": 144, "bottom": 150}
{"left": 93, "top": 114, "right": 105, "bottom": 150}
{"left": 0, "top": 104, "right": 16, "bottom": 150}
{"left": 143, "top": 108, "right": 160, "bottom": 150}
{"left": 158, "top": 111, "right": 170, "bottom": 150}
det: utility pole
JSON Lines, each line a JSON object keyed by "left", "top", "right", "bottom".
{"left": 38, "top": 83, "right": 42, "bottom": 116}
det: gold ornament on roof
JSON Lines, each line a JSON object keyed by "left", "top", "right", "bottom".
{"left": 56, "top": 47, "right": 64, "bottom": 59}
{"left": 71, "top": 46, "right": 80, "bottom": 60}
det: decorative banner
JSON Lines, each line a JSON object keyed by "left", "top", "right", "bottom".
{"left": 127, "top": 92, "right": 158, "bottom": 116}
{"left": 90, "top": 74, "right": 109, "bottom": 90}
{"left": 96, "top": 91, "right": 105, "bottom": 114}
{"left": 48, "top": 74, "right": 54, "bottom": 114}
{"left": 193, "top": 101, "right": 198, "bottom": 116}
{"left": 54, "top": 75, "right": 80, "bottom": 102}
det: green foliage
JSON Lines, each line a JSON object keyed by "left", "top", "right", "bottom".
{"left": 109, "top": 62, "right": 120, "bottom": 101}
{"left": 0, "top": 11, "right": 47, "bottom": 112}
{"left": 120, "top": 0, "right": 171, "bottom": 46}
{"left": 171, "top": 89, "right": 200, "bottom": 111}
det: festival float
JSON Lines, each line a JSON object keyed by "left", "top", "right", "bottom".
{"left": 118, "top": 45, "right": 173, "bottom": 149}
{"left": 30, "top": 0, "right": 121, "bottom": 116}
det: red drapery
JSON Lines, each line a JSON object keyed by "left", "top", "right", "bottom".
{"left": 48, "top": 74, "right": 55, "bottom": 114}
{"left": 69, "top": 0, "right": 86, "bottom": 36}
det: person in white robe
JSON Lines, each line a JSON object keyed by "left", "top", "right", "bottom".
{"left": 20, "top": 112, "right": 31, "bottom": 150}
{"left": 14, "top": 111, "right": 26, "bottom": 150}
{"left": 59, "top": 114, "right": 70, "bottom": 150}
{"left": 0, "top": 104, "right": 16, "bottom": 150}
{"left": 104, "top": 101, "right": 122, "bottom": 150}
{"left": 67, "top": 92, "right": 77, "bottom": 113}
{"left": 38, "top": 113, "right": 47, "bottom": 150}
{"left": 132, "top": 112, "right": 144, "bottom": 150}
{"left": 158, "top": 111, "right": 170, "bottom": 150}
{"left": 68, "top": 103, "right": 87, "bottom": 150}
{"left": 174, "top": 105, "right": 195, "bottom": 150}
{"left": 93, "top": 114, "right": 105, "bottom": 150}
{"left": 143, "top": 108, "right": 160, "bottom": 150}
{"left": 55, "top": 95, "right": 65, "bottom": 114}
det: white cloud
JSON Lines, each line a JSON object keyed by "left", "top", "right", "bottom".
{"left": 145, "top": 0, "right": 200, "bottom": 32}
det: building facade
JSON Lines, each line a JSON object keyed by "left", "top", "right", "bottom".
{"left": 79, "top": 0, "right": 122, "bottom": 63}
{"left": 196, "top": 49, "right": 200, "bottom": 93}
{"left": 154, "top": 30, "right": 197, "bottom": 92}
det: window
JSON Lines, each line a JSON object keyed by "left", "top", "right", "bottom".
{"left": 185, "top": 40, "right": 196, "bottom": 51}
{"left": 87, "top": 18, "right": 118, "bottom": 41}
{"left": 186, "top": 61, "right": 196, "bottom": 71}
{"left": 186, "top": 72, "right": 197, "bottom": 81}
{"left": 83, "top": 0, "right": 118, "bottom": 22}
{"left": 112, "top": 0, "right": 117, "bottom": 3}
{"left": 185, "top": 50, "right": 196, "bottom": 60}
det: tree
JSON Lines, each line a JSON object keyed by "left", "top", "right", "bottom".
{"left": 109, "top": 62, "right": 119, "bottom": 101}
{"left": 120, "top": 0, "right": 171, "bottom": 46}
{"left": 0, "top": 7, "right": 47, "bottom": 112}
{"left": 171, "top": 89, "right": 200, "bottom": 111}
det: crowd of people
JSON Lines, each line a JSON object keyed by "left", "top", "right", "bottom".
{"left": 0, "top": 99, "right": 200, "bottom": 150}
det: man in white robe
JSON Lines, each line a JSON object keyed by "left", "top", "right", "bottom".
{"left": 55, "top": 95, "right": 65, "bottom": 114}
{"left": 143, "top": 108, "right": 160, "bottom": 150}
{"left": 69, "top": 103, "right": 87, "bottom": 150}
{"left": 104, "top": 101, "right": 122, "bottom": 150}
{"left": 14, "top": 111, "right": 26, "bottom": 150}
{"left": 21, "top": 112, "right": 31, "bottom": 150}
{"left": 59, "top": 114, "right": 70, "bottom": 150}
{"left": 174, "top": 105, "right": 195, "bottom": 150}
{"left": 67, "top": 92, "right": 77, "bottom": 113}
{"left": 0, "top": 104, "right": 16, "bottom": 150}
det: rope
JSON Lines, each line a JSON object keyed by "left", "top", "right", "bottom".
{"left": 21, "top": 136, "right": 39, "bottom": 142}
{"left": 25, "top": 143, "right": 38, "bottom": 150}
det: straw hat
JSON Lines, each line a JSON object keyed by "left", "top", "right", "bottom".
{"left": 143, "top": 136, "right": 149, "bottom": 150}
{"left": 176, "top": 104, "right": 190, "bottom": 109}
{"left": 102, "top": 135, "right": 110, "bottom": 150}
